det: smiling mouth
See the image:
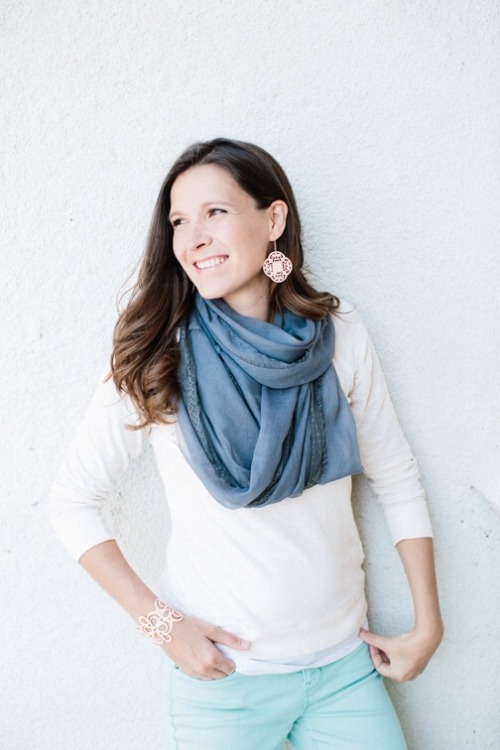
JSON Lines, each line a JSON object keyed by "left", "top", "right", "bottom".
{"left": 194, "top": 256, "right": 228, "bottom": 270}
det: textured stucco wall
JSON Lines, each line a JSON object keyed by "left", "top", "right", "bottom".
{"left": 2, "top": 2, "right": 499, "bottom": 748}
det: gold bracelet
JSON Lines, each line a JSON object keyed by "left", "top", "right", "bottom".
{"left": 137, "top": 599, "right": 184, "bottom": 645}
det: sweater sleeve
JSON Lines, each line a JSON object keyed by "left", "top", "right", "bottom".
{"left": 46, "top": 369, "right": 150, "bottom": 561}
{"left": 346, "top": 311, "right": 433, "bottom": 545}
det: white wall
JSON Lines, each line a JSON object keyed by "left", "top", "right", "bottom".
{"left": 2, "top": 2, "right": 499, "bottom": 748}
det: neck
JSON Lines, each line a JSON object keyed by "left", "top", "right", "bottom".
{"left": 222, "top": 288, "right": 271, "bottom": 322}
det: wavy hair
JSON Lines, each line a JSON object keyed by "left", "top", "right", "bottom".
{"left": 108, "top": 138, "right": 339, "bottom": 429}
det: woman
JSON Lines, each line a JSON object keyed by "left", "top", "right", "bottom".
{"left": 48, "top": 138, "right": 443, "bottom": 749}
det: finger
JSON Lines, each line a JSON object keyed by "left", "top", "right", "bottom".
{"left": 359, "top": 627, "right": 390, "bottom": 650}
{"left": 368, "top": 645, "right": 386, "bottom": 669}
{"left": 219, "top": 663, "right": 236, "bottom": 677}
{"left": 212, "top": 653, "right": 237, "bottom": 676}
{"left": 210, "top": 626, "right": 251, "bottom": 650}
{"left": 194, "top": 645, "right": 237, "bottom": 678}
{"left": 372, "top": 658, "right": 392, "bottom": 678}
{"left": 194, "top": 663, "right": 235, "bottom": 681}
{"left": 181, "top": 662, "right": 234, "bottom": 681}
{"left": 212, "top": 666, "right": 235, "bottom": 680}
{"left": 370, "top": 645, "right": 390, "bottom": 665}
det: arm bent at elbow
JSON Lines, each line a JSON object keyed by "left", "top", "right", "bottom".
{"left": 359, "top": 537, "right": 443, "bottom": 682}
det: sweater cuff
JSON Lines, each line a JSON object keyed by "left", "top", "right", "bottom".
{"left": 381, "top": 498, "right": 433, "bottom": 546}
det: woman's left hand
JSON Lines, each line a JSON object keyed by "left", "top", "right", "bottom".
{"left": 358, "top": 624, "right": 443, "bottom": 682}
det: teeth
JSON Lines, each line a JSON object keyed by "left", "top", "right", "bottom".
{"left": 195, "top": 256, "right": 227, "bottom": 270}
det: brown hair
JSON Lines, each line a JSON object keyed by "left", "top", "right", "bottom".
{"left": 109, "top": 138, "right": 339, "bottom": 429}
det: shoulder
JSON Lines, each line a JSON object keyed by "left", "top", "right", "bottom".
{"left": 86, "top": 365, "right": 147, "bottom": 432}
{"left": 330, "top": 298, "right": 364, "bottom": 327}
{"left": 330, "top": 299, "right": 372, "bottom": 369}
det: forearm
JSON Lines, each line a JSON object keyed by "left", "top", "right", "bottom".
{"left": 359, "top": 537, "right": 443, "bottom": 681}
{"left": 395, "top": 537, "right": 443, "bottom": 638}
{"left": 79, "top": 539, "right": 157, "bottom": 621}
{"left": 78, "top": 539, "right": 250, "bottom": 680}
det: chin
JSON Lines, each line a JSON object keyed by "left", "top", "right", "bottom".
{"left": 194, "top": 288, "right": 222, "bottom": 300}
{"left": 192, "top": 280, "right": 232, "bottom": 301}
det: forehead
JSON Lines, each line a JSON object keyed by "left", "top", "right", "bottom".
{"left": 170, "top": 163, "right": 249, "bottom": 206}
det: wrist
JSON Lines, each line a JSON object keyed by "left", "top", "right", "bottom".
{"left": 137, "top": 598, "right": 184, "bottom": 645}
{"left": 414, "top": 614, "right": 444, "bottom": 643}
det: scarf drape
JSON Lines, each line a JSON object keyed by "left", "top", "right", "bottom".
{"left": 176, "top": 294, "right": 361, "bottom": 509}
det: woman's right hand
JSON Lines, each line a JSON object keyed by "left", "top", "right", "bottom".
{"left": 77, "top": 542, "right": 248, "bottom": 680}
{"left": 161, "top": 614, "right": 251, "bottom": 680}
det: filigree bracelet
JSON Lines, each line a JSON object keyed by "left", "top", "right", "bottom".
{"left": 137, "top": 599, "right": 184, "bottom": 645}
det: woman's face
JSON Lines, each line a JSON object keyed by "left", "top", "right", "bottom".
{"left": 169, "top": 164, "right": 286, "bottom": 320}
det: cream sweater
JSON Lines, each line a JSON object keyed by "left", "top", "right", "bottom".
{"left": 47, "top": 302, "right": 432, "bottom": 674}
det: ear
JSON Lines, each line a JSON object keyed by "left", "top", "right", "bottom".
{"left": 268, "top": 200, "right": 288, "bottom": 241}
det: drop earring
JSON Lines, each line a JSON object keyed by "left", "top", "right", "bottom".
{"left": 263, "top": 241, "right": 293, "bottom": 283}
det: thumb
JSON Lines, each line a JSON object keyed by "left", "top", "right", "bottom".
{"left": 370, "top": 654, "right": 392, "bottom": 678}
{"left": 358, "top": 627, "right": 389, "bottom": 650}
{"left": 210, "top": 625, "right": 251, "bottom": 651}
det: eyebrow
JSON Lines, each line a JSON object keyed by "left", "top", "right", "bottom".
{"left": 169, "top": 200, "right": 236, "bottom": 219}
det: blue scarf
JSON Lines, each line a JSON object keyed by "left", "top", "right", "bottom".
{"left": 177, "top": 294, "right": 361, "bottom": 509}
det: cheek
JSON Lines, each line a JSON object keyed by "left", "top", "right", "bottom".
{"left": 240, "top": 223, "right": 268, "bottom": 257}
{"left": 171, "top": 238, "right": 184, "bottom": 265}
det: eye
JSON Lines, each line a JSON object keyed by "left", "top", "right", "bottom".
{"left": 208, "top": 208, "right": 226, "bottom": 217}
{"left": 170, "top": 217, "right": 185, "bottom": 228}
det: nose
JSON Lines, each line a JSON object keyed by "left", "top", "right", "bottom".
{"left": 188, "top": 221, "right": 211, "bottom": 251}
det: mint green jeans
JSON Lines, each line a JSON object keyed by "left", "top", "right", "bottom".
{"left": 165, "top": 643, "right": 408, "bottom": 749}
